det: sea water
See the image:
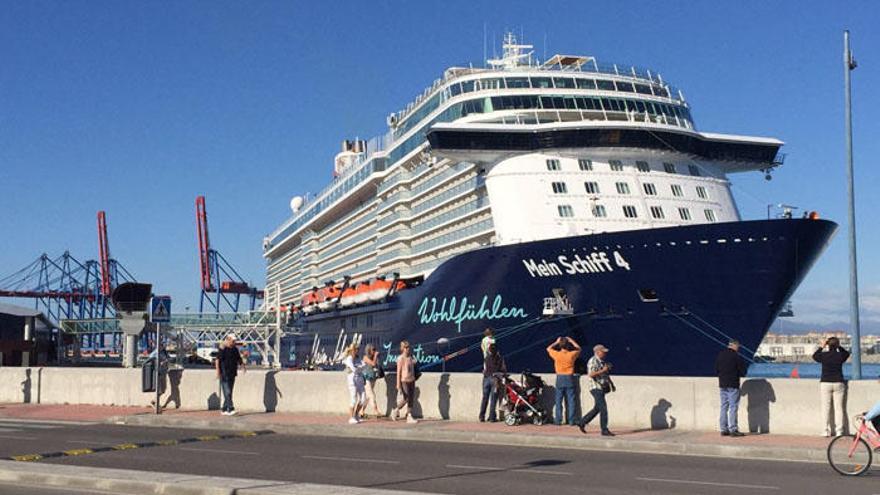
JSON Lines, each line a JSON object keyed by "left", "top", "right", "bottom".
{"left": 748, "top": 362, "right": 880, "bottom": 379}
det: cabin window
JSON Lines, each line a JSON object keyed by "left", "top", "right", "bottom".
{"left": 643, "top": 183, "right": 657, "bottom": 196}
{"left": 546, "top": 159, "right": 561, "bottom": 171}
{"left": 616, "top": 182, "right": 630, "bottom": 195}
{"left": 576, "top": 78, "right": 597, "bottom": 89}
{"left": 636, "top": 161, "right": 651, "bottom": 173}
{"left": 591, "top": 204, "right": 607, "bottom": 218}
{"left": 553, "top": 77, "right": 576, "bottom": 89}
{"left": 650, "top": 206, "right": 665, "bottom": 219}
{"left": 704, "top": 209, "right": 716, "bottom": 222}
{"left": 557, "top": 205, "right": 574, "bottom": 218}
{"left": 696, "top": 186, "right": 708, "bottom": 199}
{"left": 623, "top": 205, "right": 638, "bottom": 218}
{"left": 551, "top": 182, "right": 568, "bottom": 194}
{"left": 663, "top": 162, "right": 677, "bottom": 174}
{"left": 609, "top": 160, "right": 624, "bottom": 171}
{"left": 679, "top": 207, "right": 692, "bottom": 220}
{"left": 584, "top": 181, "right": 600, "bottom": 194}
{"left": 671, "top": 184, "right": 683, "bottom": 197}
{"left": 596, "top": 79, "right": 616, "bottom": 91}
{"left": 578, "top": 159, "right": 593, "bottom": 171}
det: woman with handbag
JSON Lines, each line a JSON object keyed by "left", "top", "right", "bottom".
{"left": 362, "top": 343, "right": 383, "bottom": 419}
{"left": 578, "top": 344, "right": 615, "bottom": 436}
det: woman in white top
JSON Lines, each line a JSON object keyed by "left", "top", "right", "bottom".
{"left": 342, "top": 344, "right": 366, "bottom": 424}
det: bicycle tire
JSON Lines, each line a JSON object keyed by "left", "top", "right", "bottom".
{"left": 827, "top": 434, "right": 872, "bottom": 476}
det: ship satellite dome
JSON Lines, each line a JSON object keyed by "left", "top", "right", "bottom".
{"left": 290, "top": 196, "right": 304, "bottom": 212}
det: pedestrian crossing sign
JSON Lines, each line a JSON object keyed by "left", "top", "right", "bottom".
{"left": 150, "top": 296, "right": 171, "bottom": 323}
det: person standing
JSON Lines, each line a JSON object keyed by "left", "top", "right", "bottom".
{"left": 361, "top": 343, "right": 383, "bottom": 419}
{"left": 715, "top": 340, "right": 747, "bottom": 437}
{"left": 813, "top": 336, "right": 851, "bottom": 436}
{"left": 392, "top": 340, "right": 418, "bottom": 424}
{"left": 481, "top": 328, "right": 496, "bottom": 357}
{"left": 342, "top": 343, "right": 366, "bottom": 424}
{"left": 579, "top": 344, "right": 614, "bottom": 436}
{"left": 479, "top": 343, "right": 506, "bottom": 422}
{"left": 546, "top": 336, "right": 580, "bottom": 426}
{"left": 215, "top": 333, "right": 245, "bottom": 416}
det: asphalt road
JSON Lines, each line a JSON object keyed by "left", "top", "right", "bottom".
{"left": 0, "top": 418, "right": 878, "bottom": 495}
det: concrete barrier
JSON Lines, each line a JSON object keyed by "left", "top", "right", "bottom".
{"left": 1, "top": 367, "right": 878, "bottom": 435}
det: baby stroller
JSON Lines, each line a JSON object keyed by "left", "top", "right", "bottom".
{"left": 500, "top": 372, "right": 548, "bottom": 426}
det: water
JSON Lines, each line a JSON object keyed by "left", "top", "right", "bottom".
{"left": 748, "top": 362, "right": 880, "bottom": 380}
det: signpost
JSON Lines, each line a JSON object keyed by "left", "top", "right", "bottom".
{"left": 150, "top": 296, "right": 171, "bottom": 414}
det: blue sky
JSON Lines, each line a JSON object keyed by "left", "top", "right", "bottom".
{"left": 1, "top": 1, "right": 877, "bottom": 330}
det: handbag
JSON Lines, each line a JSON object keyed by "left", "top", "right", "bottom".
{"left": 601, "top": 377, "right": 616, "bottom": 394}
{"left": 374, "top": 365, "right": 385, "bottom": 379}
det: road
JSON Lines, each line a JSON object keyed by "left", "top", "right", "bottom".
{"left": 0, "top": 418, "right": 877, "bottom": 495}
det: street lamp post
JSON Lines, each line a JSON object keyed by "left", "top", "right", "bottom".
{"left": 843, "top": 30, "right": 862, "bottom": 379}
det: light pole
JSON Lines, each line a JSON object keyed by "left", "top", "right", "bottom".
{"left": 843, "top": 30, "right": 862, "bottom": 379}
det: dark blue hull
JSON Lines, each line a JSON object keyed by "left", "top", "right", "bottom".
{"left": 289, "top": 219, "right": 836, "bottom": 376}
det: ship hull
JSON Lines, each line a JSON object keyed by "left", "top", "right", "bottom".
{"left": 289, "top": 219, "right": 836, "bottom": 376}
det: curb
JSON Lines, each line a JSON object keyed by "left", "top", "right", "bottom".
{"left": 108, "top": 414, "right": 828, "bottom": 464}
{"left": 0, "top": 460, "right": 438, "bottom": 495}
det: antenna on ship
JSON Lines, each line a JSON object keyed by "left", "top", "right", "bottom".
{"left": 487, "top": 31, "right": 534, "bottom": 69}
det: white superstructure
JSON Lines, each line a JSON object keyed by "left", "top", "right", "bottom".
{"left": 263, "top": 34, "right": 782, "bottom": 309}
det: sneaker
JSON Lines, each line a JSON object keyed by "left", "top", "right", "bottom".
{"left": 406, "top": 416, "right": 418, "bottom": 424}
{"left": 720, "top": 431, "right": 730, "bottom": 436}
{"left": 479, "top": 417, "right": 485, "bottom": 423}
{"left": 228, "top": 410, "right": 237, "bottom": 416}
{"left": 729, "top": 431, "right": 745, "bottom": 437}
{"left": 391, "top": 408, "right": 399, "bottom": 421}
{"left": 348, "top": 417, "right": 359, "bottom": 424}
{"left": 221, "top": 410, "right": 230, "bottom": 416}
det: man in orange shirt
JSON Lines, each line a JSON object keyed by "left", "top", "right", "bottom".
{"left": 546, "top": 336, "right": 581, "bottom": 425}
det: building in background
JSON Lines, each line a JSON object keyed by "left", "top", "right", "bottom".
{"left": 0, "top": 303, "right": 60, "bottom": 366}
{"left": 757, "top": 331, "right": 880, "bottom": 362}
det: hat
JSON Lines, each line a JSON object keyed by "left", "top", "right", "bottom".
{"left": 593, "top": 344, "right": 609, "bottom": 353}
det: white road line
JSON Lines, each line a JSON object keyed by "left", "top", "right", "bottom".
{"left": 0, "top": 427, "right": 23, "bottom": 433}
{"left": 0, "top": 421, "right": 63, "bottom": 429}
{"left": 446, "top": 464, "right": 573, "bottom": 476}
{"left": 302, "top": 455, "right": 400, "bottom": 465}
{"left": 0, "top": 434, "right": 38, "bottom": 440}
{"left": 179, "top": 447, "right": 260, "bottom": 456}
{"left": 636, "top": 477, "right": 780, "bottom": 490}
{"left": 0, "top": 418, "right": 93, "bottom": 426}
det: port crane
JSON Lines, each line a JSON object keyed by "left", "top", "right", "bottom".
{"left": 196, "top": 195, "right": 264, "bottom": 313}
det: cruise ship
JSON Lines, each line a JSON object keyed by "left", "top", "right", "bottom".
{"left": 263, "top": 35, "right": 836, "bottom": 376}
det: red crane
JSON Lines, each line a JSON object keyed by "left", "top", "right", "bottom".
{"left": 196, "top": 195, "right": 263, "bottom": 313}
{"left": 97, "top": 211, "right": 112, "bottom": 297}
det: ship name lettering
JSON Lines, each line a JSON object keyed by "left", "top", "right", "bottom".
{"left": 417, "top": 295, "right": 528, "bottom": 333}
{"left": 522, "top": 251, "right": 631, "bottom": 278}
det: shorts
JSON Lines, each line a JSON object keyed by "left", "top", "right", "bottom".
{"left": 348, "top": 378, "right": 365, "bottom": 407}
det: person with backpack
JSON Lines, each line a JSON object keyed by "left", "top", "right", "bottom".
{"left": 392, "top": 340, "right": 418, "bottom": 424}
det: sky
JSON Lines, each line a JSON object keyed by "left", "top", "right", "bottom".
{"left": 0, "top": 1, "right": 877, "bottom": 331}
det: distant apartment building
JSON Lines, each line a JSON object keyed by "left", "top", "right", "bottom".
{"left": 757, "top": 331, "right": 880, "bottom": 360}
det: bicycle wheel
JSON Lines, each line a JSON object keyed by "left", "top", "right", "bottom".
{"left": 827, "top": 434, "right": 872, "bottom": 476}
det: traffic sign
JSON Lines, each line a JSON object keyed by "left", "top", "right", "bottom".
{"left": 150, "top": 296, "right": 171, "bottom": 323}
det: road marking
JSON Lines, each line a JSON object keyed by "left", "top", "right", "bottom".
{"left": 179, "top": 447, "right": 260, "bottom": 456}
{"left": 7, "top": 430, "right": 275, "bottom": 462}
{"left": 446, "top": 464, "right": 573, "bottom": 476}
{"left": 303, "top": 455, "right": 400, "bottom": 465}
{"left": 0, "top": 427, "right": 23, "bottom": 433}
{"left": 0, "top": 434, "right": 38, "bottom": 440}
{"left": 636, "top": 477, "right": 780, "bottom": 490}
{"left": 0, "top": 419, "right": 87, "bottom": 427}
{"left": 66, "top": 440, "right": 116, "bottom": 445}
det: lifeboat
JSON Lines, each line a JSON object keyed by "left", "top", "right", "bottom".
{"left": 301, "top": 288, "right": 320, "bottom": 314}
{"left": 364, "top": 277, "right": 405, "bottom": 302}
{"left": 317, "top": 285, "right": 341, "bottom": 311}
{"left": 339, "top": 283, "right": 359, "bottom": 308}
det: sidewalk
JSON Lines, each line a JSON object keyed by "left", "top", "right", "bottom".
{"left": 0, "top": 403, "right": 830, "bottom": 463}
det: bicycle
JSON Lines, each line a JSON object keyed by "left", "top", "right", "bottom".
{"left": 827, "top": 415, "right": 880, "bottom": 476}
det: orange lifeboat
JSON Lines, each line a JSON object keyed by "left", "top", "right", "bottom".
{"left": 301, "top": 288, "right": 320, "bottom": 314}
{"left": 318, "top": 284, "right": 341, "bottom": 311}
{"left": 339, "top": 283, "right": 359, "bottom": 308}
